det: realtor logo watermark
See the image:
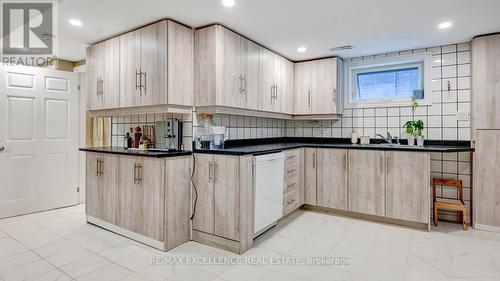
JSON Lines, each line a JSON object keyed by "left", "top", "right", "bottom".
{"left": 1, "top": 1, "right": 57, "bottom": 66}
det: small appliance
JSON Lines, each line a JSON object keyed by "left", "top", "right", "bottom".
{"left": 154, "top": 119, "right": 183, "bottom": 151}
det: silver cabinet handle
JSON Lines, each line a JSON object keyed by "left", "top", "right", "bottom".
{"left": 237, "top": 74, "right": 242, "bottom": 94}
{"left": 96, "top": 158, "right": 100, "bottom": 176}
{"left": 135, "top": 70, "right": 140, "bottom": 91}
{"left": 96, "top": 78, "right": 100, "bottom": 96}
{"left": 208, "top": 161, "right": 213, "bottom": 182}
{"left": 133, "top": 163, "right": 138, "bottom": 184}
{"left": 308, "top": 89, "right": 311, "bottom": 107}
{"left": 100, "top": 79, "right": 104, "bottom": 97}
{"left": 138, "top": 164, "right": 143, "bottom": 183}
{"left": 243, "top": 74, "right": 247, "bottom": 94}
{"left": 287, "top": 169, "right": 296, "bottom": 175}
{"left": 312, "top": 152, "right": 316, "bottom": 169}
{"left": 274, "top": 84, "right": 278, "bottom": 101}
{"left": 286, "top": 155, "right": 296, "bottom": 160}
{"left": 333, "top": 87, "right": 337, "bottom": 103}
{"left": 285, "top": 183, "right": 296, "bottom": 192}
{"left": 100, "top": 159, "right": 104, "bottom": 176}
{"left": 214, "top": 162, "right": 218, "bottom": 182}
{"left": 141, "top": 71, "right": 146, "bottom": 95}
{"left": 287, "top": 199, "right": 296, "bottom": 205}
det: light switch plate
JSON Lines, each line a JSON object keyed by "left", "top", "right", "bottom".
{"left": 456, "top": 111, "right": 470, "bottom": 121}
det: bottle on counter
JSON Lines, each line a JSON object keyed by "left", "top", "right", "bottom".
{"left": 351, "top": 129, "right": 359, "bottom": 144}
{"left": 139, "top": 135, "right": 148, "bottom": 150}
{"left": 124, "top": 132, "right": 132, "bottom": 149}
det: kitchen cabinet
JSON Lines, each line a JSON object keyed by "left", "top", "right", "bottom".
{"left": 472, "top": 34, "right": 500, "bottom": 130}
{"left": 192, "top": 153, "right": 254, "bottom": 254}
{"left": 260, "top": 48, "right": 295, "bottom": 113}
{"left": 304, "top": 148, "right": 317, "bottom": 205}
{"left": 283, "top": 149, "right": 304, "bottom": 215}
{"left": 473, "top": 130, "right": 500, "bottom": 229}
{"left": 87, "top": 37, "right": 120, "bottom": 110}
{"left": 385, "top": 151, "right": 430, "bottom": 224}
{"left": 294, "top": 58, "right": 343, "bottom": 115}
{"left": 348, "top": 150, "right": 385, "bottom": 216}
{"left": 117, "top": 156, "right": 165, "bottom": 241}
{"left": 316, "top": 149, "right": 348, "bottom": 210}
{"left": 86, "top": 153, "right": 118, "bottom": 224}
{"left": 192, "top": 154, "right": 240, "bottom": 240}
{"left": 85, "top": 152, "right": 191, "bottom": 251}
{"left": 196, "top": 25, "right": 260, "bottom": 111}
{"left": 87, "top": 20, "right": 193, "bottom": 110}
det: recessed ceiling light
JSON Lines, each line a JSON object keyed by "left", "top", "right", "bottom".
{"left": 222, "top": 0, "right": 235, "bottom": 7}
{"left": 69, "top": 19, "right": 82, "bottom": 26}
{"left": 438, "top": 22, "right": 452, "bottom": 29}
{"left": 297, "top": 47, "right": 307, "bottom": 53}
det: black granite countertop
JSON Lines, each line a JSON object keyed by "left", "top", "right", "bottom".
{"left": 193, "top": 138, "right": 474, "bottom": 156}
{"left": 80, "top": 147, "right": 192, "bottom": 158}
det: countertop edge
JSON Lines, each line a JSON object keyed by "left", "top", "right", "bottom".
{"left": 79, "top": 148, "right": 193, "bottom": 158}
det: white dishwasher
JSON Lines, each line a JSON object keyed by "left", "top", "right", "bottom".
{"left": 253, "top": 152, "right": 284, "bottom": 236}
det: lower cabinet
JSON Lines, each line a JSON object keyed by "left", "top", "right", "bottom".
{"left": 192, "top": 153, "right": 254, "bottom": 254}
{"left": 85, "top": 153, "right": 191, "bottom": 251}
{"left": 385, "top": 151, "right": 430, "bottom": 224}
{"left": 86, "top": 153, "right": 118, "bottom": 224}
{"left": 316, "top": 149, "right": 348, "bottom": 210}
{"left": 304, "top": 148, "right": 317, "bottom": 205}
{"left": 348, "top": 150, "right": 385, "bottom": 216}
{"left": 283, "top": 149, "right": 304, "bottom": 215}
{"left": 192, "top": 154, "right": 240, "bottom": 240}
{"left": 117, "top": 156, "right": 165, "bottom": 242}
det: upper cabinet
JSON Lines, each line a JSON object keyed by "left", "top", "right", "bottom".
{"left": 195, "top": 25, "right": 262, "bottom": 111}
{"left": 472, "top": 34, "right": 500, "bottom": 130}
{"left": 195, "top": 25, "right": 295, "bottom": 115}
{"left": 294, "top": 58, "right": 343, "bottom": 116}
{"left": 87, "top": 20, "right": 193, "bottom": 111}
{"left": 87, "top": 37, "right": 120, "bottom": 110}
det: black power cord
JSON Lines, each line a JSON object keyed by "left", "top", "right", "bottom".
{"left": 190, "top": 153, "right": 198, "bottom": 220}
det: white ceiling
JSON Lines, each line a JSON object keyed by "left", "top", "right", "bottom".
{"left": 58, "top": 0, "right": 500, "bottom": 61}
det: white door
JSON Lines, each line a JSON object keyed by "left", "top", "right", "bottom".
{"left": 0, "top": 66, "right": 79, "bottom": 218}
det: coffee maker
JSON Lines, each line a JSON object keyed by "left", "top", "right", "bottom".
{"left": 154, "top": 119, "right": 183, "bottom": 151}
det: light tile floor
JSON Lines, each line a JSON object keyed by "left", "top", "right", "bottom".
{"left": 1, "top": 204, "right": 500, "bottom": 281}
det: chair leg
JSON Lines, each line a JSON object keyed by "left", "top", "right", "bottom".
{"left": 462, "top": 209, "right": 467, "bottom": 231}
{"left": 433, "top": 206, "right": 438, "bottom": 226}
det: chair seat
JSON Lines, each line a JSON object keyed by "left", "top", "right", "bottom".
{"left": 436, "top": 198, "right": 466, "bottom": 211}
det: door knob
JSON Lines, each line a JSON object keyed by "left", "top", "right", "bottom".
{"left": 0, "top": 146, "right": 5, "bottom": 152}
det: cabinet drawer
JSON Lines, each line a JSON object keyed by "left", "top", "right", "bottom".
{"left": 283, "top": 190, "right": 300, "bottom": 215}
{"left": 284, "top": 165, "right": 298, "bottom": 178}
{"left": 283, "top": 181, "right": 298, "bottom": 194}
{"left": 284, "top": 150, "right": 299, "bottom": 166}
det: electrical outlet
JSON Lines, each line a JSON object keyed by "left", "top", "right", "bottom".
{"left": 456, "top": 111, "right": 469, "bottom": 121}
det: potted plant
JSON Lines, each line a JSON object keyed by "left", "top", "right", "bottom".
{"left": 414, "top": 119, "right": 425, "bottom": 147}
{"left": 403, "top": 121, "right": 415, "bottom": 146}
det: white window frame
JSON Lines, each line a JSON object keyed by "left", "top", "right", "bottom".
{"left": 344, "top": 53, "right": 432, "bottom": 108}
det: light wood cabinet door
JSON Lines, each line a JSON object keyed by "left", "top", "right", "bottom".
{"left": 304, "top": 148, "right": 317, "bottom": 205}
{"left": 281, "top": 58, "right": 295, "bottom": 114}
{"left": 85, "top": 153, "right": 99, "bottom": 217}
{"left": 99, "top": 154, "right": 118, "bottom": 224}
{"left": 86, "top": 45, "right": 100, "bottom": 110}
{"left": 165, "top": 156, "right": 191, "bottom": 250}
{"left": 273, "top": 55, "right": 285, "bottom": 113}
{"left": 386, "top": 151, "right": 430, "bottom": 223}
{"left": 259, "top": 47, "right": 276, "bottom": 112}
{"left": 313, "top": 58, "right": 338, "bottom": 114}
{"left": 217, "top": 27, "right": 242, "bottom": 108}
{"left": 102, "top": 37, "right": 120, "bottom": 109}
{"left": 141, "top": 21, "right": 167, "bottom": 106}
{"left": 294, "top": 62, "right": 313, "bottom": 114}
{"left": 214, "top": 155, "right": 240, "bottom": 240}
{"left": 317, "top": 149, "right": 348, "bottom": 210}
{"left": 168, "top": 21, "right": 194, "bottom": 107}
{"left": 194, "top": 26, "right": 218, "bottom": 107}
{"left": 139, "top": 158, "right": 165, "bottom": 241}
{"left": 192, "top": 154, "right": 215, "bottom": 234}
{"left": 241, "top": 40, "right": 260, "bottom": 110}
{"left": 120, "top": 29, "right": 142, "bottom": 108}
{"left": 348, "top": 150, "right": 385, "bottom": 216}
{"left": 117, "top": 157, "right": 165, "bottom": 241}
{"left": 474, "top": 130, "right": 500, "bottom": 228}
{"left": 472, "top": 35, "right": 500, "bottom": 130}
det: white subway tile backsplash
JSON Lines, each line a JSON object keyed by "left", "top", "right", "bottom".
{"left": 442, "top": 44, "right": 457, "bottom": 54}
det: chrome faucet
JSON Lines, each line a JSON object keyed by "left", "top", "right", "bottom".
{"left": 376, "top": 132, "right": 393, "bottom": 144}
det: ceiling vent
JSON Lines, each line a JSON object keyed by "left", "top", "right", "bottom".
{"left": 330, "top": 45, "right": 353, "bottom": 51}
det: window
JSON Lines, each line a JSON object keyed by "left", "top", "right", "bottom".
{"left": 356, "top": 67, "right": 420, "bottom": 100}
{"left": 345, "top": 53, "right": 431, "bottom": 108}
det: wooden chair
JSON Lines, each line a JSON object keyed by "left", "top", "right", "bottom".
{"left": 432, "top": 178, "right": 467, "bottom": 230}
